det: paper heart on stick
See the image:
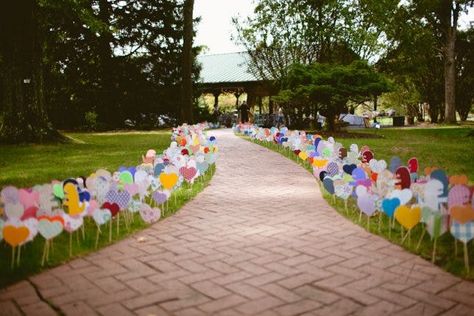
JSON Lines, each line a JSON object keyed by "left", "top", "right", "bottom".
{"left": 18, "top": 189, "right": 39, "bottom": 210}
{"left": 369, "top": 159, "right": 387, "bottom": 173}
{"left": 334, "top": 183, "right": 353, "bottom": 200}
{"left": 21, "top": 206, "right": 38, "bottom": 221}
{"left": 323, "top": 178, "right": 334, "bottom": 195}
{"left": 450, "top": 205, "right": 474, "bottom": 224}
{"left": 160, "top": 173, "right": 179, "bottom": 190}
{"left": 62, "top": 214, "right": 84, "bottom": 233}
{"left": 395, "top": 205, "right": 421, "bottom": 230}
{"left": 381, "top": 198, "right": 400, "bottom": 218}
{"left": 52, "top": 183, "right": 65, "bottom": 200}
{"left": 1, "top": 186, "right": 19, "bottom": 204}
{"left": 3, "top": 223, "right": 30, "bottom": 247}
{"left": 124, "top": 183, "right": 139, "bottom": 197}
{"left": 312, "top": 159, "right": 328, "bottom": 168}
{"left": 180, "top": 166, "right": 197, "bottom": 182}
{"left": 425, "top": 211, "right": 447, "bottom": 239}
{"left": 152, "top": 191, "right": 169, "bottom": 204}
{"left": 448, "top": 185, "right": 470, "bottom": 208}
{"left": 139, "top": 204, "right": 161, "bottom": 224}
{"left": 93, "top": 208, "right": 112, "bottom": 226}
{"left": 0, "top": 219, "right": 4, "bottom": 241}
{"left": 326, "top": 162, "right": 339, "bottom": 177}
{"left": 37, "top": 216, "right": 64, "bottom": 240}
{"left": 389, "top": 189, "right": 412, "bottom": 205}
{"left": 343, "top": 164, "right": 357, "bottom": 175}
{"left": 105, "top": 190, "right": 130, "bottom": 210}
{"left": 102, "top": 202, "right": 120, "bottom": 217}
{"left": 451, "top": 222, "right": 474, "bottom": 243}
{"left": 449, "top": 174, "right": 468, "bottom": 186}
{"left": 357, "top": 195, "right": 377, "bottom": 216}
{"left": 5, "top": 203, "right": 24, "bottom": 219}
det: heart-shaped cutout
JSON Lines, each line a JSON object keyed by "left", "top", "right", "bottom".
{"left": 160, "top": 173, "right": 179, "bottom": 190}
{"left": 381, "top": 198, "right": 400, "bottom": 218}
{"left": 3, "top": 224, "right": 30, "bottom": 247}
{"left": 102, "top": 202, "right": 120, "bottom": 217}
{"left": 395, "top": 205, "right": 421, "bottom": 230}
{"left": 450, "top": 205, "right": 474, "bottom": 224}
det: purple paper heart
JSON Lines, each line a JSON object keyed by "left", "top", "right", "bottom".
{"left": 152, "top": 191, "right": 168, "bottom": 204}
{"left": 357, "top": 195, "right": 377, "bottom": 216}
{"left": 105, "top": 190, "right": 131, "bottom": 210}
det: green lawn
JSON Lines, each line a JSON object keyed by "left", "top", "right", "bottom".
{"left": 242, "top": 127, "right": 474, "bottom": 279}
{"left": 336, "top": 127, "right": 474, "bottom": 180}
{"left": 0, "top": 131, "right": 215, "bottom": 288}
{"left": 0, "top": 131, "right": 172, "bottom": 188}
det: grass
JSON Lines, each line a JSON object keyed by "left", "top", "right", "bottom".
{"left": 0, "top": 131, "right": 216, "bottom": 288}
{"left": 0, "top": 131, "right": 172, "bottom": 188}
{"left": 240, "top": 127, "right": 474, "bottom": 279}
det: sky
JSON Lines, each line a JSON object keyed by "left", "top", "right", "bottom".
{"left": 194, "top": 0, "right": 474, "bottom": 56}
{"left": 194, "top": 0, "right": 255, "bottom": 55}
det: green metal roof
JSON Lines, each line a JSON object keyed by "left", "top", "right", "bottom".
{"left": 197, "top": 52, "right": 260, "bottom": 84}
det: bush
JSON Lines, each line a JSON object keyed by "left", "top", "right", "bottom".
{"left": 84, "top": 111, "right": 98, "bottom": 131}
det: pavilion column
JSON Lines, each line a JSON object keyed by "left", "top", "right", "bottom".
{"left": 213, "top": 91, "right": 220, "bottom": 113}
{"left": 234, "top": 91, "right": 242, "bottom": 108}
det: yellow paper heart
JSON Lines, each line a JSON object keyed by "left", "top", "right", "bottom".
{"left": 3, "top": 225, "right": 30, "bottom": 247}
{"left": 298, "top": 151, "right": 308, "bottom": 161}
{"left": 159, "top": 173, "right": 178, "bottom": 190}
{"left": 312, "top": 159, "right": 328, "bottom": 168}
{"left": 395, "top": 205, "right": 421, "bottom": 230}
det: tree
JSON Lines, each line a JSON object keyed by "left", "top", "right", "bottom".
{"left": 233, "top": 0, "right": 398, "bottom": 81}
{"left": 276, "top": 61, "right": 391, "bottom": 131}
{"left": 456, "top": 28, "right": 474, "bottom": 121}
{"left": 0, "top": 0, "right": 64, "bottom": 143}
{"left": 181, "top": 0, "right": 194, "bottom": 124}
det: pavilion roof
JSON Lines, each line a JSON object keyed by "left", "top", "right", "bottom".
{"left": 197, "top": 52, "right": 261, "bottom": 84}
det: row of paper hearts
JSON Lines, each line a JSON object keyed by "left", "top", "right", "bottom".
{"left": 0, "top": 123, "right": 218, "bottom": 248}
{"left": 235, "top": 124, "right": 474, "bottom": 243}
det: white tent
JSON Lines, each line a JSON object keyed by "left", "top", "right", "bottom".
{"left": 339, "top": 114, "right": 368, "bottom": 128}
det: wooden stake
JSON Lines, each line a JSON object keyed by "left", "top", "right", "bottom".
{"left": 401, "top": 229, "right": 411, "bottom": 245}
{"left": 464, "top": 242, "right": 470, "bottom": 273}
{"left": 16, "top": 245, "right": 21, "bottom": 267}
{"left": 416, "top": 228, "right": 426, "bottom": 251}
{"left": 455, "top": 239, "right": 458, "bottom": 257}
{"left": 117, "top": 212, "right": 120, "bottom": 236}
{"left": 41, "top": 241, "right": 47, "bottom": 266}
{"left": 69, "top": 233, "right": 73, "bottom": 258}
{"left": 432, "top": 237, "right": 438, "bottom": 263}
{"left": 367, "top": 216, "right": 370, "bottom": 232}
{"left": 109, "top": 218, "right": 112, "bottom": 242}
{"left": 378, "top": 212, "right": 382, "bottom": 233}
{"left": 11, "top": 246, "right": 15, "bottom": 269}
{"left": 95, "top": 226, "right": 101, "bottom": 249}
{"left": 344, "top": 199, "right": 348, "bottom": 214}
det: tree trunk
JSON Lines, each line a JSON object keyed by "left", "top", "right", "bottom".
{"left": 442, "top": 0, "right": 459, "bottom": 124}
{"left": 180, "top": 0, "right": 194, "bottom": 124}
{"left": 0, "top": 0, "right": 63, "bottom": 143}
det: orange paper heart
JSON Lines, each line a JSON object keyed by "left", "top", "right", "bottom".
{"left": 424, "top": 167, "right": 438, "bottom": 176}
{"left": 159, "top": 173, "right": 178, "bottom": 190}
{"left": 312, "top": 159, "right": 328, "bottom": 168}
{"left": 449, "top": 175, "right": 468, "bottom": 186}
{"left": 450, "top": 205, "right": 474, "bottom": 224}
{"left": 298, "top": 151, "right": 308, "bottom": 161}
{"left": 395, "top": 205, "right": 421, "bottom": 230}
{"left": 3, "top": 225, "right": 30, "bottom": 247}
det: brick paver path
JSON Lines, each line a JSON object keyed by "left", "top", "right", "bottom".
{"left": 2, "top": 129, "right": 474, "bottom": 316}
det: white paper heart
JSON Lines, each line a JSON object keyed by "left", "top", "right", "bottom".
{"left": 5, "top": 203, "right": 24, "bottom": 219}
{"left": 62, "top": 213, "right": 84, "bottom": 233}
{"left": 93, "top": 208, "right": 112, "bottom": 226}
{"left": 389, "top": 189, "right": 413, "bottom": 205}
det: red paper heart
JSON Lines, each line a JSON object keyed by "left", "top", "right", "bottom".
{"left": 102, "top": 202, "right": 120, "bottom": 217}
{"left": 21, "top": 206, "right": 38, "bottom": 221}
{"left": 294, "top": 149, "right": 301, "bottom": 155}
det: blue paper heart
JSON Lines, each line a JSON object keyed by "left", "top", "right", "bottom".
{"left": 323, "top": 178, "right": 335, "bottom": 195}
{"left": 343, "top": 164, "right": 357, "bottom": 175}
{"left": 154, "top": 163, "right": 165, "bottom": 176}
{"left": 381, "top": 198, "right": 401, "bottom": 218}
{"left": 79, "top": 191, "right": 91, "bottom": 202}
{"left": 431, "top": 169, "right": 449, "bottom": 197}
{"left": 389, "top": 156, "right": 401, "bottom": 173}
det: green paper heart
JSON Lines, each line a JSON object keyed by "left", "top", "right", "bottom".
{"left": 53, "top": 184, "right": 64, "bottom": 199}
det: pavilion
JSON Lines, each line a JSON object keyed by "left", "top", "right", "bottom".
{"left": 197, "top": 52, "right": 278, "bottom": 114}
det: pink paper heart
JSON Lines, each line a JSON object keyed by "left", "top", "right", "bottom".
{"left": 21, "top": 206, "right": 38, "bottom": 221}
{"left": 124, "top": 184, "right": 139, "bottom": 196}
{"left": 19, "top": 189, "right": 39, "bottom": 209}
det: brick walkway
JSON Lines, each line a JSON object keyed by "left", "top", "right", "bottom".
{"left": 1, "top": 129, "right": 474, "bottom": 316}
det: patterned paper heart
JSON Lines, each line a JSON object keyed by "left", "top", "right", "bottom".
{"left": 94, "top": 176, "right": 110, "bottom": 204}
{"left": 448, "top": 185, "right": 470, "bottom": 208}
{"left": 159, "top": 173, "right": 178, "bottom": 190}
{"left": 102, "top": 202, "right": 120, "bottom": 217}
{"left": 105, "top": 190, "right": 130, "bottom": 210}
{"left": 334, "top": 183, "right": 352, "bottom": 200}
{"left": 3, "top": 224, "right": 30, "bottom": 247}
{"left": 23, "top": 218, "right": 39, "bottom": 242}
{"left": 139, "top": 204, "right": 161, "bottom": 224}
{"left": 381, "top": 198, "right": 401, "bottom": 218}
{"left": 426, "top": 212, "right": 447, "bottom": 239}
{"left": 62, "top": 214, "right": 84, "bottom": 233}
{"left": 395, "top": 205, "right": 421, "bottom": 230}
{"left": 326, "top": 162, "right": 339, "bottom": 177}
{"left": 180, "top": 167, "right": 197, "bottom": 182}
{"left": 93, "top": 208, "right": 112, "bottom": 226}
{"left": 450, "top": 205, "right": 474, "bottom": 224}
{"left": 37, "top": 217, "right": 64, "bottom": 240}
{"left": 451, "top": 222, "right": 474, "bottom": 243}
